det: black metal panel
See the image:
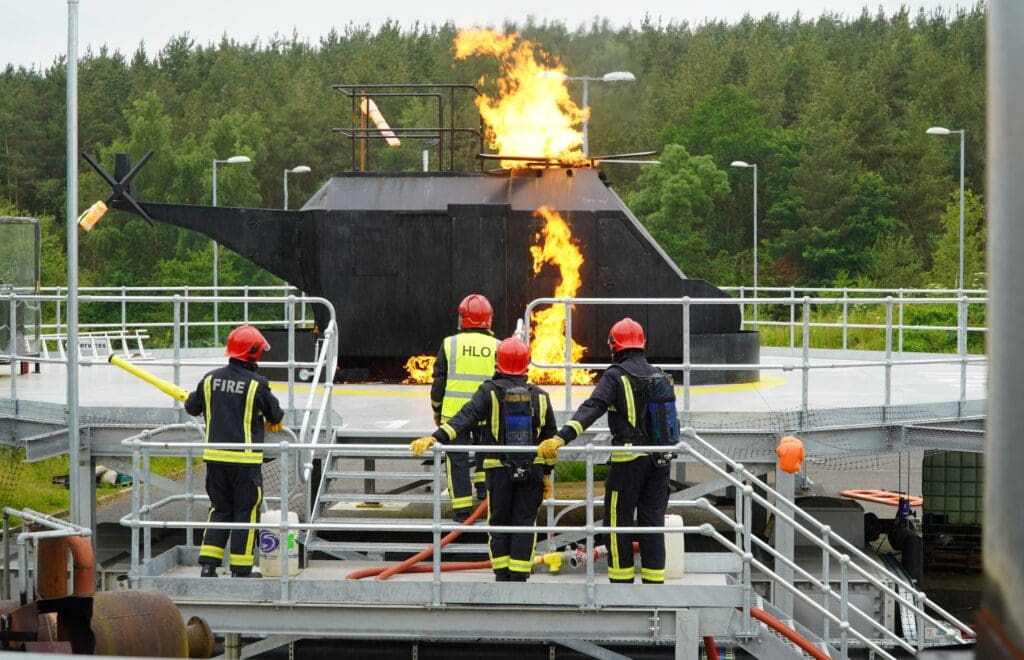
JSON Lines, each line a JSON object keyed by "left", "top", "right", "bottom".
{"left": 114, "top": 167, "right": 756, "bottom": 379}
{"left": 449, "top": 204, "right": 510, "bottom": 337}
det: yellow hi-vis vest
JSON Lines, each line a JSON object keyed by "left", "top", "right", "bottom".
{"left": 440, "top": 332, "right": 497, "bottom": 420}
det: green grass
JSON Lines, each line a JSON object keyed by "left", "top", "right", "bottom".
{"left": 751, "top": 300, "right": 986, "bottom": 354}
{"left": 2, "top": 451, "right": 193, "bottom": 517}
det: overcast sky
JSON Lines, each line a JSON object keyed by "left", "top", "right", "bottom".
{"left": 3, "top": 0, "right": 972, "bottom": 71}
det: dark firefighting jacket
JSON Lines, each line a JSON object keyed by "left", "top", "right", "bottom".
{"left": 185, "top": 358, "right": 284, "bottom": 464}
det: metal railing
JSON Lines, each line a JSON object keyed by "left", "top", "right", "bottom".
{"left": 119, "top": 428, "right": 973, "bottom": 653}
{"left": 37, "top": 284, "right": 310, "bottom": 349}
{"left": 524, "top": 294, "right": 986, "bottom": 416}
{"left": 1, "top": 291, "right": 337, "bottom": 430}
{"left": 725, "top": 286, "right": 987, "bottom": 352}
{"left": 2, "top": 507, "right": 92, "bottom": 604}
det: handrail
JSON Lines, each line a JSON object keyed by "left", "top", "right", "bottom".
{"left": 119, "top": 434, "right": 973, "bottom": 652}
{"left": 299, "top": 319, "right": 338, "bottom": 484}
{"left": 679, "top": 427, "right": 975, "bottom": 649}
{"left": 523, "top": 293, "right": 985, "bottom": 414}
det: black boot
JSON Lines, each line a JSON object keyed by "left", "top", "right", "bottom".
{"left": 494, "top": 569, "right": 510, "bottom": 582}
{"left": 452, "top": 508, "right": 471, "bottom": 524}
{"left": 508, "top": 571, "right": 529, "bottom": 582}
{"left": 200, "top": 564, "right": 218, "bottom": 578}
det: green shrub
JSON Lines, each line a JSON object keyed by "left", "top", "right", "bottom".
{"left": 554, "top": 461, "right": 609, "bottom": 482}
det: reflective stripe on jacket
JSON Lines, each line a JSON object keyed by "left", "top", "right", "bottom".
{"left": 432, "top": 374, "right": 557, "bottom": 469}
{"left": 439, "top": 332, "right": 498, "bottom": 420}
{"left": 184, "top": 359, "right": 284, "bottom": 465}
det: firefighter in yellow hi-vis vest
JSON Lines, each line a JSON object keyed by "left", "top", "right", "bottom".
{"left": 429, "top": 294, "right": 498, "bottom": 522}
{"left": 185, "top": 325, "right": 284, "bottom": 578}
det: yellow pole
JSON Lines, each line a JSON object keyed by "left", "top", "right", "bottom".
{"left": 108, "top": 355, "right": 189, "bottom": 402}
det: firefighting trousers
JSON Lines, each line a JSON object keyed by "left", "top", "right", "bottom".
{"left": 445, "top": 427, "right": 484, "bottom": 515}
{"left": 199, "top": 462, "right": 263, "bottom": 569}
{"left": 486, "top": 463, "right": 544, "bottom": 578}
{"left": 603, "top": 455, "right": 671, "bottom": 583}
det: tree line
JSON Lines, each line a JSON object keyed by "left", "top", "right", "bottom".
{"left": 0, "top": 5, "right": 986, "bottom": 306}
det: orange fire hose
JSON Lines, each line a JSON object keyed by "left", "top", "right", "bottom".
{"left": 345, "top": 499, "right": 489, "bottom": 580}
{"left": 747, "top": 607, "right": 831, "bottom": 660}
{"left": 840, "top": 488, "right": 923, "bottom": 507}
{"left": 703, "top": 637, "right": 720, "bottom": 660}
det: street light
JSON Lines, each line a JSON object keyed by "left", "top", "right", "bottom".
{"left": 927, "top": 126, "right": 966, "bottom": 292}
{"left": 283, "top": 165, "right": 311, "bottom": 210}
{"left": 731, "top": 160, "right": 759, "bottom": 325}
{"left": 540, "top": 70, "right": 636, "bottom": 156}
{"left": 212, "top": 155, "right": 252, "bottom": 345}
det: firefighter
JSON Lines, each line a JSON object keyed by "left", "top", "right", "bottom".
{"left": 538, "top": 318, "right": 674, "bottom": 584}
{"left": 429, "top": 293, "right": 498, "bottom": 522}
{"left": 412, "top": 337, "right": 557, "bottom": 582}
{"left": 185, "top": 325, "right": 285, "bottom": 578}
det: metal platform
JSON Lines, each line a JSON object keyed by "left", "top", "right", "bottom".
{"left": 0, "top": 292, "right": 984, "bottom": 658}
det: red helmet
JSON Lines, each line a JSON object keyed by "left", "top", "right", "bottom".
{"left": 458, "top": 294, "right": 493, "bottom": 329}
{"left": 496, "top": 337, "right": 530, "bottom": 375}
{"left": 225, "top": 325, "right": 270, "bottom": 363}
{"left": 608, "top": 317, "right": 645, "bottom": 353}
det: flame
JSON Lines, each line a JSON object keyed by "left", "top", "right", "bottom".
{"left": 528, "top": 206, "right": 595, "bottom": 384}
{"left": 454, "top": 28, "right": 587, "bottom": 166}
{"left": 403, "top": 354, "right": 436, "bottom": 384}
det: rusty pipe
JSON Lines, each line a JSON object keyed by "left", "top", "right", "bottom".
{"left": 66, "top": 535, "right": 94, "bottom": 596}
{"left": 186, "top": 615, "right": 215, "bottom": 658}
{"left": 35, "top": 537, "right": 69, "bottom": 599}
{"left": 35, "top": 535, "right": 93, "bottom": 598}
{"left": 59, "top": 590, "right": 201, "bottom": 657}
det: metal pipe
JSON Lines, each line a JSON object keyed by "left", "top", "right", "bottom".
{"left": 682, "top": 297, "right": 691, "bottom": 424}
{"left": 584, "top": 441, "right": 595, "bottom": 605}
{"left": 983, "top": 0, "right": 1024, "bottom": 652}
{"left": 801, "top": 297, "right": 810, "bottom": 420}
{"left": 8, "top": 292, "right": 16, "bottom": 400}
{"left": 959, "top": 295, "right": 968, "bottom": 413}
{"left": 66, "top": 0, "right": 87, "bottom": 531}
{"left": 279, "top": 441, "right": 290, "bottom": 601}
{"left": 563, "top": 298, "right": 572, "bottom": 408}
{"left": 173, "top": 295, "right": 182, "bottom": 408}
{"left": 884, "top": 297, "right": 893, "bottom": 411}
{"left": 2, "top": 511, "right": 9, "bottom": 600}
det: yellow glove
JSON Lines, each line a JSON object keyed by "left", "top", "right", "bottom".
{"left": 537, "top": 437, "right": 565, "bottom": 460}
{"left": 542, "top": 475, "right": 551, "bottom": 499}
{"left": 433, "top": 411, "right": 442, "bottom": 427}
{"left": 409, "top": 436, "right": 436, "bottom": 457}
{"left": 264, "top": 419, "right": 284, "bottom": 433}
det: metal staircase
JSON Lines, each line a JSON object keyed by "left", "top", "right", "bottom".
{"left": 303, "top": 432, "right": 490, "bottom": 560}
{"left": 675, "top": 428, "right": 974, "bottom": 657}
{"left": 729, "top": 594, "right": 836, "bottom": 659}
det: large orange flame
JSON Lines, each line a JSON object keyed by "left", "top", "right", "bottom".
{"left": 529, "top": 206, "right": 595, "bottom": 384}
{"left": 403, "top": 354, "right": 435, "bottom": 384}
{"left": 454, "top": 28, "right": 587, "bottom": 166}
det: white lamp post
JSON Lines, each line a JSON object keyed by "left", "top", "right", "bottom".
{"left": 540, "top": 70, "right": 635, "bottom": 156}
{"left": 283, "top": 165, "right": 311, "bottom": 210}
{"left": 211, "top": 155, "right": 252, "bottom": 344}
{"left": 927, "top": 126, "right": 966, "bottom": 292}
{"left": 731, "top": 160, "right": 759, "bottom": 325}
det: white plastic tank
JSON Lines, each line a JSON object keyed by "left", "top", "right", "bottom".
{"left": 664, "top": 514, "right": 685, "bottom": 579}
{"left": 258, "top": 510, "right": 300, "bottom": 577}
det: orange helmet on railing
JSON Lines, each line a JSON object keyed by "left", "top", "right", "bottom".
{"left": 458, "top": 294, "right": 493, "bottom": 329}
{"left": 496, "top": 337, "right": 530, "bottom": 375}
{"left": 607, "top": 317, "right": 645, "bottom": 353}
{"left": 225, "top": 325, "right": 270, "bottom": 363}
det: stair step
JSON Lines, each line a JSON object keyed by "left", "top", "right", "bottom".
{"left": 306, "top": 515, "right": 479, "bottom": 526}
{"left": 318, "top": 493, "right": 446, "bottom": 504}
{"left": 323, "top": 470, "right": 431, "bottom": 480}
